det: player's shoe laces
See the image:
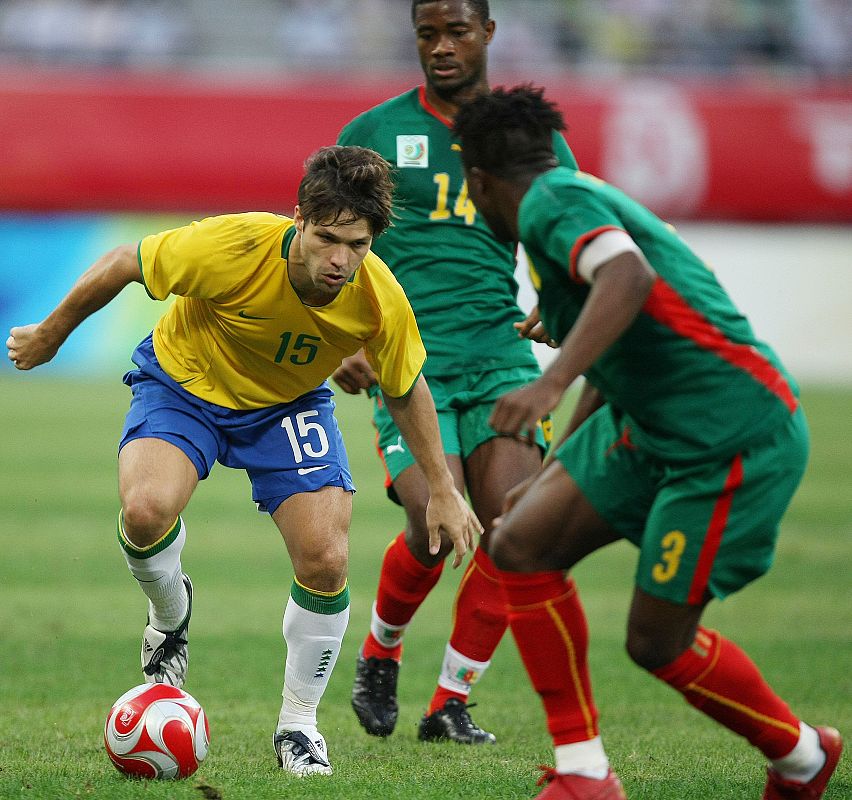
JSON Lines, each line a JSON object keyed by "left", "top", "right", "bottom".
{"left": 417, "top": 698, "right": 496, "bottom": 745}
{"left": 351, "top": 655, "right": 400, "bottom": 737}
{"left": 141, "top": 574, "right": 192, "bottom": 688}
{"left": 763, "top": 726, "right": 843, "bottom": 799}
{"left": 535, "top": 767, "right": 627, "bottom": 799}
{"left": 273, "top": 729, "right": 332, "bottom": 776}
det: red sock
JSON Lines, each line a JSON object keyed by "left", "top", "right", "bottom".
{"left": 503, "top": 571, "right": 599, "bottom": 746}
{"left": 652, "top": 627, "right": 801, "bottom": 759}
{"left": 362, "top": 532, "right": 444, "bottom": 662}
{"left": 428, "top": 548, "right": 509, "bottom": 713}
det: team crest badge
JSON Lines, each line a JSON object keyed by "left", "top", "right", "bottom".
{"left": 397, "top": 135, "right": 429, "bottom": 168}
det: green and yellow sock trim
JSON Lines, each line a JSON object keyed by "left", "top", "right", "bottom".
{"left": 117, "top": 511, "right": 182, "bottom": 558}
{"left": 290, "top": 578, "right": 350, "bottom": 615}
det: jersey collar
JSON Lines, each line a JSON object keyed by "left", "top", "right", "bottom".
{"left": 281, "top": 223, "right": 298, "bottom": 261}
{"left": 418, "top": 85, "right": 453, "bottom": 129}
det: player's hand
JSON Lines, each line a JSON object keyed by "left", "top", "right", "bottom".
{"left": 489, "top": 376, "right": 563, "bottom": 444}
{"left": 514, "top": 306, "right": 559, "bottom": 348}
{"left": 7, "top": 324, "right": 59, "bottom": 370}
{"left": 426, "top": 486, "right": 483, "bottom": 568}
{"left": 331, "top": 349, "right": 378, "bottom": 395}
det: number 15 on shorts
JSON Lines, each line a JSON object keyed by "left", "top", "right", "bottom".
{"left": 281, "top": 411, "right": 330, "bottom": 464}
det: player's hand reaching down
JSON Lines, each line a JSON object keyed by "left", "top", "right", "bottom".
{"left": 426, "top": 486, "right": 483, "bottom": 568}
{"left": 332, "top": 349, "right": 378, "bottom": 394}
{"left": 514, "top": 306, "right": 559, "bottom": 348}
{"left": 490, "top": 376, "right": 564, "bottom": 444}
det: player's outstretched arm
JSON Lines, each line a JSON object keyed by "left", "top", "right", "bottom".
{"left": 383, "top": 375, "right": 483, "bottom": 567}
{"left": 331, "top": 349, "right": 378, "bottom": 395}
{"left": 7, "top": 243, "right": 141, "bottom": 370}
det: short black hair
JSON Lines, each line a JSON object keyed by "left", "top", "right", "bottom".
{"left": 453, "top": 85, "right": 565, "bottom": 179}
{"left": 411, "top": 0, "right": 490, "bottom": 26}
{"left": 298, "top": 146, "right": 395, "bottom": 237}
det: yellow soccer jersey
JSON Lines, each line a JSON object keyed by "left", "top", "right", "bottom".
{"left": 138, "top": 212, "right": 425, "bottom": 409}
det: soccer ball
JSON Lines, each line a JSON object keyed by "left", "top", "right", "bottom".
{"left": 104, "top": 683, "right": 210, "bottom": 779}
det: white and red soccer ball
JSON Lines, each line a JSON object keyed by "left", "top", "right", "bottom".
{"left": 104, "top": 683, "right": 210, "bottom": 779}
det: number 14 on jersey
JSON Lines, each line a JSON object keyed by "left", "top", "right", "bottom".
{"left": 430, "top": 174, "right": 476, "bottom": 225}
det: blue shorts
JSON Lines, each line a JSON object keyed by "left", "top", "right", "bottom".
{"left": 119, "top": 335, "right": 354, "bottom": 515}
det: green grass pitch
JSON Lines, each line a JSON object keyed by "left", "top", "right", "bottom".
{"left": 0, "top": 376, "right": 849, "bottom": 799}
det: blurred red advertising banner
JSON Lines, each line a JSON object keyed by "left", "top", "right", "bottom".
{"left": 0, "top": 69, "right": 850, "bottom": 220}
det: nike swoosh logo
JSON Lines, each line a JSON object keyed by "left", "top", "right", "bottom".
{"left": 238, "top": 310, "right": 275, "bottom": 320}
{"left": 297, "top": 465, "right": 330, "bottom": 475}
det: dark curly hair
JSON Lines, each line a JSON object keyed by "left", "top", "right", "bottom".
{"left": 453, "top": 85, "right": 565, "bottom": 179}
{"left": 298, "top": 146, "right": 395, "bottom": 237}
{"left": 411, "top": 0, "right": 490, "bottom": 25}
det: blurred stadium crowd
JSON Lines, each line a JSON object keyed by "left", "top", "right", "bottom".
{"left": 0, "top": 0, "right": 849, "bottom": 78}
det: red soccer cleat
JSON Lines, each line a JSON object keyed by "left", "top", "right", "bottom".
{"left": 535, "top": 766, "right": 627, "bottom": 799}
{"left": 763, "top": 726, "right": 843, "bottom": 799}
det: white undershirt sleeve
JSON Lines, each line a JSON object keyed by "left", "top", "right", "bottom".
{"left": 576, "top": 229, "right": 643, "bottom": 284}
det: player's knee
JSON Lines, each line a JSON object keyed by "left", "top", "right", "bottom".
{"left": 294, "top": 546, "right": 348, "bottom": 594}
{"left": 625, "top": 628, "right": 682, "bottom": 672}
{"left": 120, "top": 493, "right": 180, "bottom": 547}
{"left": 488, "top": 524, "right": 530, "bottom": 572}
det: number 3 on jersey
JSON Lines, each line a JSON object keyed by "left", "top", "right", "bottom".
{"left": 430, "top": 174, "right": 476, "bottom": 224}
{"left": 281, "top": 411, "right": 330, "bottom": 464}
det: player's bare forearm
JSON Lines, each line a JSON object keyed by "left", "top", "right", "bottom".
{"left": 491, "top": 252, "right": 654, "bottom": 438}
{"left": 383, "top": 376, "right": 454, "bottom": 494}
{"left": 7, "top": 243, "right": 141, "bottom": 370}
{"left": 539, "top": 253, "right": 654, "bottom": 395}
{"left": 383, "top": 375, "right": 483, "bottom": 566}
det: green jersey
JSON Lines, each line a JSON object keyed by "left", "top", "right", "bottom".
{"left": 519, "top": 168, "right": 799, "bottom": 462}
{"left": 338, "top": 86, "right": 577, "bottom": 377}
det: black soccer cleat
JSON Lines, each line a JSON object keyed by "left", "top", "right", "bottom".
{"left": 351, "top": 655, "right": 400, "bottom": 737}
{"left": 417, "top": 698, "right": 496, "bottom": 745}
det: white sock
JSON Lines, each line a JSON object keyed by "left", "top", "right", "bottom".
{"left": 771, "top": 723, "right": 825, "bottom": 783}
{"left": 436, "top": 643, "right": 490, "bottom": 695}
{"left": 555, "top": 736, "right": 610, "bottom": 780}
{"left": 277, "top": 581, "right": 350, "bottom": 733}
{"left": 369, "top": 601, "right": 407, "bottom": 651}
{"left": 118, "top": 513, "right": 187, "bottom": 631}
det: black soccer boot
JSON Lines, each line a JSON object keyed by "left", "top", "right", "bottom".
{"left": 417, "top": 698, "right": 496, "bottom": 744}
{"left": 351, "top": 655, "right": 400, "bottom": 737}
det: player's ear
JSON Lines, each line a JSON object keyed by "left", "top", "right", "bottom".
{"left": 483, "top": 19, "right": 495, "bottom": 44}
{"left": 293, "top": 206, "right": 305, "bottom": 233}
